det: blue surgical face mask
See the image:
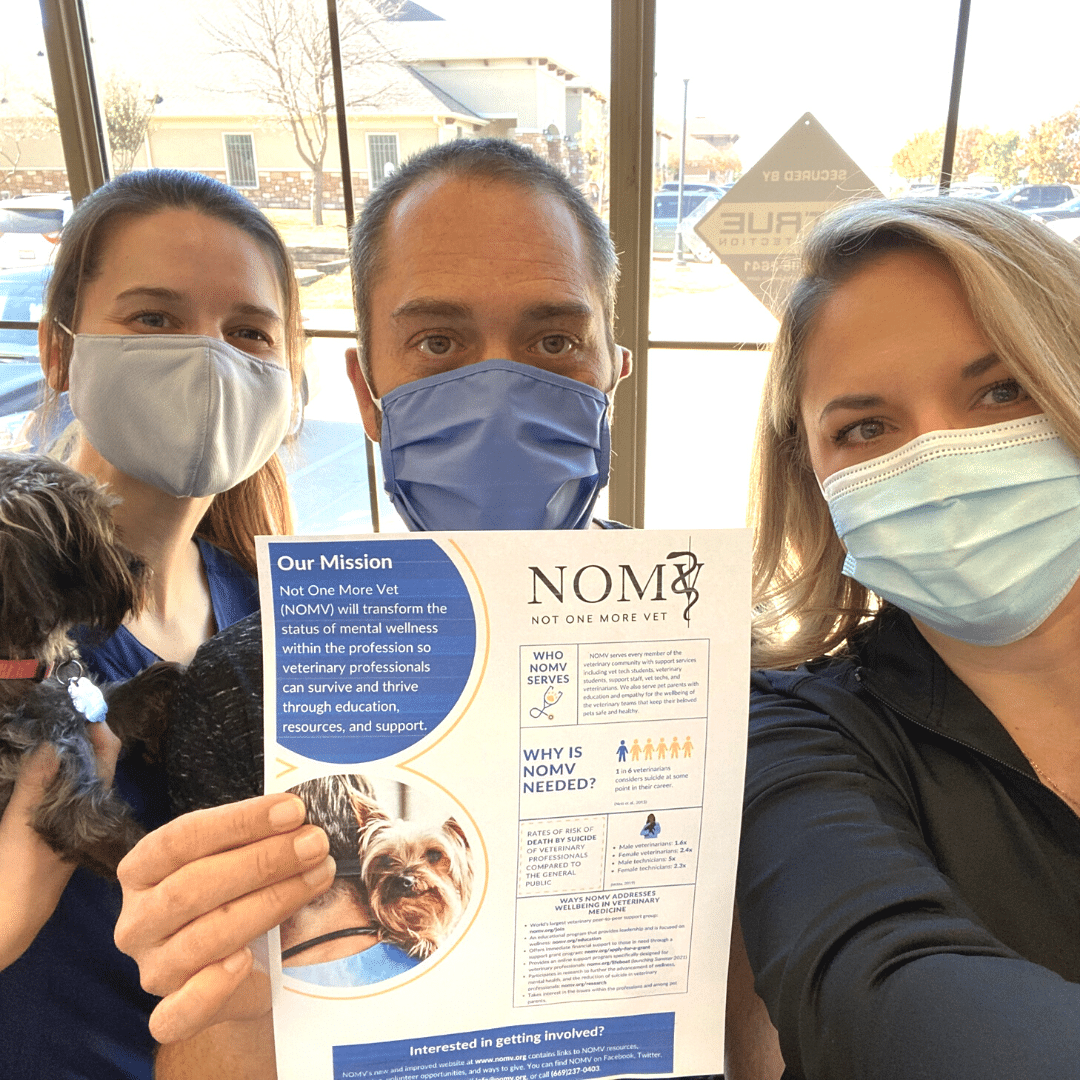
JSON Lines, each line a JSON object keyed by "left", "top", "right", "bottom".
{"left": 376, "top": 359, "right": 611, "bottom": 531}
{"left": 284, "top": 940, "right": 420, "bottom": 988}
{"left": 821, "top": 414, "right": 1080, "bottom": 646}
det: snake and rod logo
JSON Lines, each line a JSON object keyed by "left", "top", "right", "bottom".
{"left": 527, "top": 545, "right": 704, "bottom": 625}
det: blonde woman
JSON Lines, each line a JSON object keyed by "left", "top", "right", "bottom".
{"left": 738, "top": 197, "right": 1080, "bottom": 1079}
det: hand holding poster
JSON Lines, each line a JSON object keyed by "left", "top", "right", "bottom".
{"left": 257, "top": 529, "right": 750, "bottom": 1080}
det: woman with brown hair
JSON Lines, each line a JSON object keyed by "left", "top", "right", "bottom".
{"left": 738, "top": 196, "right": 1080, "bottom": 1078}
{"left": 0, "top": 168, "right": 304, "bottom": 1080}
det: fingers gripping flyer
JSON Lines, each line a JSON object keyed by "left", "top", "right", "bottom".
{"left": 257, "top": 529, "right": 750, "bottom": 1080}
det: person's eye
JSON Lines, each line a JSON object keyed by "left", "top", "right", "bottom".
{"left": 131, "top": 310, "right": 170, "bottom": 329}
{"left": 978, "top": 378, "right": 1029, "bottom": 407}
{"left": 232, "top": 326, "right": 274, "bottom": 346}
{"left": 416, "top": 334, "right": 458, "bottom": 358}
{"left": 533, "top": 334, "right": 578, "bottom": 357}
{"left": 832, "top": 418, "right": 890, "bottom": 446}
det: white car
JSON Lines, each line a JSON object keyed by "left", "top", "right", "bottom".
{"left": 1046, "top": 217, "right": 1080, "bottom": 245}
{"left": 0, "top": 194, "right": 73, "bottom": 269}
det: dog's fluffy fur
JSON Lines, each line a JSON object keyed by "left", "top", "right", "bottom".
{"left": 350, "top": 788, "right": 473, "bottom": 958}
{"left": 0, "top": 453, "right": 181, "bottom": 877}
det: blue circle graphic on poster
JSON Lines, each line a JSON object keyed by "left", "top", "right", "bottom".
{"left": 269, "top": 538, "right": 476, "bottom": 763}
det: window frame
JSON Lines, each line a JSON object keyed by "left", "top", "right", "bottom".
{"left": 366, "top": 132, "right": 401, "bottom": 189}
{"left": 222, "top": 133, "right": 259, "bottom": 190}
{"left": 17, "top": 0, "right": 975, "bottom": 529}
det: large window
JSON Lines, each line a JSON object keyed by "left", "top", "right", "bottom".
{"left": 6, "top": 1, "right": 1067, "bottom": 530}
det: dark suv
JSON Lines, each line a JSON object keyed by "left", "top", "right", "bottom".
{"left": 994, "top": 184, "right": 1077, "bottom": 211}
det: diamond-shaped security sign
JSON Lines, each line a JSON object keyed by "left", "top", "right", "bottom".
{"left": 694, "top": 112, "right": 882, "bottom": 313}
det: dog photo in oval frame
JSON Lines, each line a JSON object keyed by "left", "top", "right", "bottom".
{"left": 280, "top": 772, "right": 475, "bottom": 989}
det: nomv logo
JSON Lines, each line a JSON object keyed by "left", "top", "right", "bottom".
{"left": 528, "top": 548, "right": 703, "bottom": 625}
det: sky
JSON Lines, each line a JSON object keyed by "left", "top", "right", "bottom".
{"left": 6, "top": 0, "right": 1080, "bottom": 188}
{"left": 423, "top": 0, "right": 1080, "bottom": 187}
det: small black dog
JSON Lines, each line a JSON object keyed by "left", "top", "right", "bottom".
{"left": 0, "top": 453, "right": 181, "bottom": 877}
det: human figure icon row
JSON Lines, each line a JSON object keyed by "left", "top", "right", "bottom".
{"left": 616, "top": 736, "right": 694, "bottom": 762}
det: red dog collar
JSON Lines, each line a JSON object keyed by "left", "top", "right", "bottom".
{"left": 0, "top": 659, "right": 51, "bottom": 681}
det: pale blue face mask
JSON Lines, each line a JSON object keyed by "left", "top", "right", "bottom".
{"left": 821, "top": 414, "right": 1080, "bottom": 646}
{"left": 377, "top": 359, "right": 611, "bottom": 531}
{"left": 285, "top": 940, "right": 420, "bottom": 988}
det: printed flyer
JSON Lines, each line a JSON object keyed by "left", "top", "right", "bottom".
{"left": 256, "top": 529, "right": 751, "bottom": 1080}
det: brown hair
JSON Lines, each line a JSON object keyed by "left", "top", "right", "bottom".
{"left": 350, "top": 137, "right": 619, "bottom": 381}
{"left": 751, "top": 196, "right": 1080, "bottom": 668}
{"left": 40, "top": 169, "right": 304, "bottom": 574}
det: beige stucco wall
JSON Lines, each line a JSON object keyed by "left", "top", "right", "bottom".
{"left": 143, "top": 114, "right": 455, "bottom": 180}
{"left": 0, "top": 128, "right": 65, "bottom": 170}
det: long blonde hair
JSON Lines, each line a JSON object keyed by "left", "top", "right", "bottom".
{"left": 40, "top": 169, "right": 304, "bottom": 576}
{"left": 751, "top": 197, "right": 1080, "bottom": 669}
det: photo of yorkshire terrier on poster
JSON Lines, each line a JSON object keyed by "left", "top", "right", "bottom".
{"left": 280, "top": 773, "right": 476, "bottom": 989}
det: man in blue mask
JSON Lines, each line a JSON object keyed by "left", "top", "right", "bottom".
{"left": 346, "top": 138, "right": 632, "bottom": 532}
{"left": 114, "top": 140, "right": 638, "bottom": 1078}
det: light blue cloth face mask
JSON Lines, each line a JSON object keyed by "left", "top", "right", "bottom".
{"left": 821, "top": 414, "right": 1080, "bottom": 646}
{"left": 68, "top": 332, "right": 292, "bottom": 498}
{"left": 377, "top": 359, "right": 611, "bottom": 531}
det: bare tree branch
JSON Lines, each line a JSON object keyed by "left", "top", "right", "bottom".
{"left": 0, "top": 67, "right": 59, "bottom": 186}
{"left": 200, "top": 0, "right": 405, "bottom": 222}
{"left": 102, "top": 75, "right": 157, "bottom": 174}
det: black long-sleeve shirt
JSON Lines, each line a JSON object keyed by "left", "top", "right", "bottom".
{"left": 738, "top": 607, "right": 1080, "bottom": 1080}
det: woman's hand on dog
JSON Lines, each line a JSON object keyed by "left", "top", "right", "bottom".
{"left": 0, "top": 740, "right": 119, "bottom": 969}
{"left": 113, "top": 793, "right": 335, "bottom": 1043}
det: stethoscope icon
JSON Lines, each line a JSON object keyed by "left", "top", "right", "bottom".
{"left": 529, "top": 684, "right": 564, "bottom": 719}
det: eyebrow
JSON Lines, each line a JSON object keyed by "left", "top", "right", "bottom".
{"left": 389, "top": 299, "right": 595, "bottom": 324}
{"left": 960, "top": 353, "right": 1002, "bottom": 379}
{"left": 519, "top": 302, "right": 594, "bottom": 323}
{"left": 113, "top": 286, "right": 282, "bottom": 325}
{"left": 817, "top": 353, "right": 1007, "bottom": 424}
{"left": 818, "top": 394, "right": 884, "bottom": 423}
{"left": 391, "top": 298, "right": 472, "bottom": 321}
{"left": 115, "top": 286, "right": 185, "bottom": 304}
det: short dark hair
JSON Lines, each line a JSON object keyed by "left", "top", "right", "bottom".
{"left": 350, "top": 138, "right": 619, "bottom": 378}
{"left": 288, "top": 773, "right": 377, "bottom": 907}
{"left": 289, "top": 773, "right": 375, "bottom": 862}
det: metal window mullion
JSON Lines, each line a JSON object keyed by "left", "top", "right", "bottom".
{"left": 326, "top": 0, "right": 379, "bottom": 532}
{"left": 648, "top": 340, "right": 771, "bottom": 352}
{"left": 38, "top": 0, "right": 109, "bottom": 203}
{"left": 607, "top": 0, "right": 655, "bottom": 529}
{"left": 938, "top": 0, "right": 972, "bottom": 193}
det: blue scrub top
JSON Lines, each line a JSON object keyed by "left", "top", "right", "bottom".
{"left": 0, "top": 539, "right": 258, "bottom": 1080}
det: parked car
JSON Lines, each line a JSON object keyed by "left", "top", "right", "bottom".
{"left": 948, "top": 182, "right": 1002, "bottom": 198}
{"left": 903, "top": 182, "right": 1001, "bottom": 199}
{"left": 653, "top": 191, "right": 719, "bottom": 256}
{"left": 0, "top": 263, "right": 52, "bottom": 448}
{"left": 1045, "top": 217, "right": 1080, "bottom": 245}
{"left": 660, "top": 181, "right": 724, "bottom": 194}
{"left": 0, "top": 263, "right": 50, "bottom": 361}
{"left": 1027, "top": 194, "right": 1080, "bottom": 223}
{"left": 0, "top": 362, "right": 45, "bottom": 449}
{"left": 677, "top": 195, "right": 721, "bottom": 262}
{"left": 992, "top": 184, "right": 1078, "bottom": 212}
{"left": 0, "top": 194, "right": 73, "bottom": 269}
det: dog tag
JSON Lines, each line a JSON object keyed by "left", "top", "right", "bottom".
{"left": 68, "top": 677, "right": 108, "bottom": 723}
